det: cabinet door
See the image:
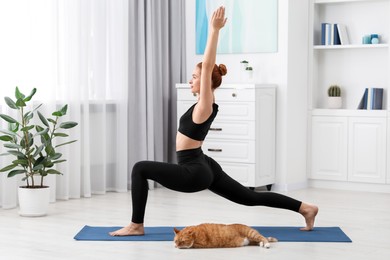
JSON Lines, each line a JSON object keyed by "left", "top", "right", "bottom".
{"left": 348, "top": 117, "right": 387, "bottom": 184}
{"left": 311, "top": 116, "right": 348, "bottom": 181}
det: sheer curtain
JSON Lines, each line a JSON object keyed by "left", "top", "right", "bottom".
{"left": 127, "top": 0, "right": 187, "bottom": 186}
{"left": 0, "top": 0, "right": 128, "bottom": 209}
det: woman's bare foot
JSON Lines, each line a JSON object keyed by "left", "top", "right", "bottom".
{"left": 299, "top": 202, "right": 319, "bottom": 231}
{"left": 109, "top": 222, "right": 145, "bottom": 236}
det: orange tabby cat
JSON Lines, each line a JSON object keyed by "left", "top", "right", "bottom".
{"left": 173, "top": 223, "right": 277, "bottom": 249}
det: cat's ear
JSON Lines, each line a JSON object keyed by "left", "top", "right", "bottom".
{"left": 173, "top": 228, "right": 181, "bottom": 234}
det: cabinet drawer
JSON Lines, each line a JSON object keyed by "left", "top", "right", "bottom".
{"left": 202, "top": 139, "right": 255, "bottom": 163}
{"left": 217, "top": 102, "right": 255, "bottom": 121}
{"left": 215, "top": 88, "right": 255, "bottom": 102}
{"left": 177, "top": 87, "right": 256, "bottom": 102}
{"left": 218, "top": 162, "right": 255, "bottom": 187}
{"left": 208, "top": 121, "right": 255, "bottom": 140}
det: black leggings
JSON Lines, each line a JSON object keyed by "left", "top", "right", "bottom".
{"left": 131, "top": 147, "right": 302, "bottom": 223}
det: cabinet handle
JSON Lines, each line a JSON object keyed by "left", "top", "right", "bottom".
{"left": 208, "top": 148, "right": 223, "bottom": 152}
{"left": 232, "top": 93, "right": 237, "bottom": 97}
{"left": 209, "top": 127, "right": 222, "bottom": 131}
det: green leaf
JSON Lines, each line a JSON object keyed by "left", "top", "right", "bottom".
{"left": 15, "top": 87, "right": 25, "bottom": 100}
{"left": 52, "top": 111, "right": 62, "bottom": 117}
{"left": 55, "top": 140, "right": 77, "bottom": 148}
{"left": 44, "top": 161, "right": 54, "bottom": 168}
{"left": 8, "top": 169, "right": 26, "bottom": 177}
{"left": 60, "top": 105, "right": 68, "bottom": 116}
{"left": 21, "top": 125, "right": 35, "bottom": 132}
{"left": 35, "top": 125, "right": 44, "bottom": 132}
{"left": 46, "top": 169, "right": 62, "bottom": 175}
{"left": 53, "top": 159, "right": 66, "bottom": 164}
{"left": 0, "top": 129, "right": 17, "bottom": 136}
{"left": 48, "top": 118, "right": 56, "bottom": 124}
{"left": 59, "top": 121, "right": 78, "bottom": 129}
{"left": 12, "top": 159, "right": 29, "bottom": 166}
{"left": 53, "top": 133, "right": 69, "bottom": 137}
{"left": 33, "top": 144, "right": 45, "bottom": 157}
{"left": 0, "top": 135, "right": 13, "bottom": 141}
{"left": 37, "top": 111, "right": 49, "bottom": 127}
{"left": 24, "top": 111, "right": 33, "bottom": 124}
{"left": 45, "top": 144, "right": 55, "bottom": 156}
{"left": 4, "top": 97, "right": 19, "bottom": 109}
{"left": 50, "top": 153, "right": 62, "bottom": 160}
{"left": 15, "top": 98, "right": 26, "bottom": 107}
{"left": 0, "top": 114, "right": 19, "bottom": 124}
{"left": 4, "top": 143, "right": 22, "bottom": 149}
{"left": 23, "top": 88, "right": 37, "bottom": 102}
{"left": 7, "top": 150, "right": 26, "bottom": 158}
{"left": 32, "top": 164, "right": 44, "bottom": 171}
{"left": 35, "top": 127, "right": 49, "bottom": 137}
{"left": 0, "top": 164, "right": 17, "bottom": 172}
{"left": 8, "top": 123, "right": 19, "bottom": 133}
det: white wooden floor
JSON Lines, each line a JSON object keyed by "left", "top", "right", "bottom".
{"left": 1, "top": 187, "right": 390, "bottom": 260}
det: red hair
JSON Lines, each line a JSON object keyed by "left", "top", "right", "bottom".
{"left": 196, "top": 62, "right": 227, "bottom": 89}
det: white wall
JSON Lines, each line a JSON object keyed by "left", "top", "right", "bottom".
{"left": 185, "top": 0, "right": 309, "bottom": 191}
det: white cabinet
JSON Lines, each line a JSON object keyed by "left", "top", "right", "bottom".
{"left": 176, "top": 84, "right": 276, "bottom": 189}
{"left": 310, "top": 112, "right": 387, "bottom": 184}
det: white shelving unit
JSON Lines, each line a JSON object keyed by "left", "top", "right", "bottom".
{"left": 309, "top": 0, "right": 390, "bottom": 111}
{"left": 308, "top": 0, "right": 390, "bottom": 191}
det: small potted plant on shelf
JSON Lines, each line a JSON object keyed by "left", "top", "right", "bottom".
{"left": 327, "top": 85, "right": 342, "bottom": 109}
{"left": 0, "top": 87, "right": 78, "bottom": 216}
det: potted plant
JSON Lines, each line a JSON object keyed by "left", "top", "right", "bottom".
{"left": 0, "top": 87, "right": 78, "bottom": 216}
{"left": 327, "top": 85, "right": 342, "bottom": 109}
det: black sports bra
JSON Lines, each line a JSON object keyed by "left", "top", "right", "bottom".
{"left": 178, "top": 103, "right": 219, "bottom": 141}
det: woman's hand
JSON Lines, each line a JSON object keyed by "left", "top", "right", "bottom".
{"left": 210, "top": 6, "right": 227, "bottom": 31}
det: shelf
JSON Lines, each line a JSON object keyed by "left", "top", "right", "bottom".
{"left": 315, "top": 0, "right": 377, "bottom": 4}
{"left": 311, "top": 109, "right": 388, "bottom": 117}
{"left": 314, "top": 44, "right": 389, "bottom": 50}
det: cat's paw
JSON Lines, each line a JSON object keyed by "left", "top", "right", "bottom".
{"left": 268, "top": 237, "right": 278, "bottom": 242}
{"left": 259, "top": 241, "right": 271, "bottom": 248}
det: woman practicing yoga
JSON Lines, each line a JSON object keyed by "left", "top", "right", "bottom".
{"left": 110, "top": 6, "right": 318, "bottom": 236}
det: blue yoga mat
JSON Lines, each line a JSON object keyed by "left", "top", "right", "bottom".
{"left": 74, "top": 226, "right": 352, "bottom": 242}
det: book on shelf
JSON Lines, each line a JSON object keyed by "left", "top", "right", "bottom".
{"left": 321, "top": 23, "right": 348, "bottom": 45}
{"left": 357, "top": 88, "right": 383, "bottom": 110}
{"left": 336, "top": 24, "right": 350, "bottom": 45}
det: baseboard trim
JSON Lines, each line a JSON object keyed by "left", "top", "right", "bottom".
{"left": 272, "top": 181, "right": 308, "bottom": 193}
{"left": 309, "top": 179, "right": 390, "bottom": 193}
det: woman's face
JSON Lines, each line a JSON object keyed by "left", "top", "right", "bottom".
{"left": 189, "top": 67, "right": 201, "bottom": 94}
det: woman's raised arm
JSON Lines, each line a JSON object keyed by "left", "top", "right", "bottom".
{"left": 193, "top": 6, "right": 227, "bottom": 122}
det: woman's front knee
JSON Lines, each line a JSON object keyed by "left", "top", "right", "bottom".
{"left": 131, "top": 161, "right": 149, "bottom": 180}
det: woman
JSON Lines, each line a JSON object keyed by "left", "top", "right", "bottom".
{"left": 110, "top": 6, "right": 318, "bottom": 236}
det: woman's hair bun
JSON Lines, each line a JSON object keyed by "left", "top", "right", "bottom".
{"left": 218, "top": 64, "right": 227, "bottom": 76}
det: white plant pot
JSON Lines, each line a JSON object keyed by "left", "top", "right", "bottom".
{"left": 18, "top": 186, "right": 50, "bottom": 217}
{"left": 328, "top": 97, "right": 342, "bottom": 109}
